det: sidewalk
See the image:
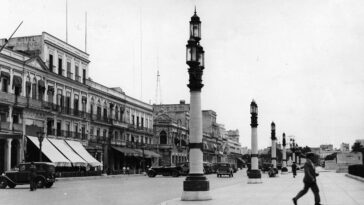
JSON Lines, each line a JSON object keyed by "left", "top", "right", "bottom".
{"left": 161, "top": 168, "right": 364, "bottom": 205}
{"left": 56, "top": 173, "right": 145, "bottom": 182}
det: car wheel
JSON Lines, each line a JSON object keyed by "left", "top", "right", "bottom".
{"left": 45, "top": 182, "right": 53, "bottom": 188}
{"left": 35, "top": 178, "right": 45, "bottom": 188}
{"left": 8, "top": 183, "right": 16, "bottom": 188}
{"left": 0, "top": 178, "right": 8, "bottom": 189}
{"left": 172, "top": 171, "right": 179, "bottom": 177}
{"left": 148, "top": 171, "right": 156, "bottom": 178}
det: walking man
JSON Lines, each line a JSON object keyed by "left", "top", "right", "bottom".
{"left": 292, "top": 152, "right": 321, "bottom": 205}
{"left": 29, "top": 162, "right": 37, "bottom": 191}
{"left": 291, "top": 162, "right": 297, "bottom": 178}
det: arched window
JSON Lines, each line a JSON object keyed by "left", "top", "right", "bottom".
{"left": 32, "top": 78, "right": 37, "bottom": 99}
{"left": 160, "top": 131, "right": 167, "bottom": 144}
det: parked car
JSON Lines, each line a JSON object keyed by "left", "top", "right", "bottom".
{"left": 0, "top": 162, "right": 56, "bottom": 189}
{"left": 147, "top": 162, "right": 189, "bottom": 177}
{"left": 216, "top": 163, "right": 234, "bottom": 178}
{"left": 203, "top": 162, "right": 213, "bottom": 174}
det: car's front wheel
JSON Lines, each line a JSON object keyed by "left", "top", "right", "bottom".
{"left": 35, "top": 178, "right": 45, "bottom": 188}
{"left": 0, "top": 178, "right": 8, "bottom": 189}
{"left": 8, "top": 183, "right": 16, "bottom": 188}
{"left": 45, "top": 182, "right": 53, "bottom": 188}
{"left": 147, "top": 171, "right": 156, "bottom": 178}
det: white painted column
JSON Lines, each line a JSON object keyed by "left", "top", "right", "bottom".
{"left": 4, "top": 138, "right": 12, "bottom": 171}
{"left": 8, "top": 105, "right": 13, "bottom": 130}
{"left": 17, "top": 139, "right": 22, "bottom": 164}
{"left": 9, "top": 69, "right": 14, "bottom": 94}
{"left": 272, "top": 139, "right": 277, "bottom": 169}
{"left": 282, "top": 145, "right": 287, "bottom": 168}
{"left": 188, "top": 91, "right": 203, "bottom": 174}
{"left": 251, "top": 127, "right": 258, "bottom": 170}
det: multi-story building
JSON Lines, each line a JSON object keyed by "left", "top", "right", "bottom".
{"left": 153, "top": 100, "right": 189, "bottom": 166}
{"left": 202, "top": 110, "right": 224, "bottom": 163}
{"left": 320, "top": 144, "right": 334, "bottom": 151}
{"left": 0, "top": 32, "right": 155, "bottom": 174}
{"left": 340, "top": 143, "right": 350, "bottom": 153}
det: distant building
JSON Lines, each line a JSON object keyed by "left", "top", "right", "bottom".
{"left": 320, "top": 144, "right": 334, "bottom": 151}
{"left": 340, "top": 143, "right": 350, "bottom": 153}
{"left": 153, "top": 100, "right": 190, "bottom": 166}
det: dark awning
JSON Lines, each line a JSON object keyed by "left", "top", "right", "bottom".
{"left": 135, "top": 149, "right": 161, "bottom": 158}
{"left": 112, "top": 146, "right": 141, "bottom": 157}
{"left": 12, "top": 75, "right": 22, "bottom": 88}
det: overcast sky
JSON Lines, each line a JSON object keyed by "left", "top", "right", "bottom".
{"left": 3, "top": 0, "right": 364, "bottom": 149}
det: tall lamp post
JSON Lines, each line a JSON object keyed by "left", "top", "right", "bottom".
{"left": 37, "top": 131, "right": 45, "bottom": 162}
{"left": 290, "top": 138, "right": 296, "bottom": 163}
{"left": 281, "top": 133, "right": 288, "bottom": 173}
{"left": 181, "top": 8, "right": 211, "bottom": 201}
{"left": 271, "top": 122, "right": 277, "bottom": 170}
{"left": 248, "top": 100, "right": 262, "bottom": 183}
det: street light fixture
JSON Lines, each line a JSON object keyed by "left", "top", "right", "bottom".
{"left": 181, "top": 9, "right": 211, "bottom": 201}
{"left": 37, "top": 131, "right": 45, "bottom": 162}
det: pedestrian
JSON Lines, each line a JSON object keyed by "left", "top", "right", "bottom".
{"left": 292, "top": 152, "right": 321, "bottom": 205}
{"left": 126, "top": 166, "right": 130, "bottom": 175}
{"left": 29, "top": 162, "right": 37, "bottom": 191}
{"left": 292, "top": 162, "right": 297, "bottom": 178}
{"left": 122, "top": 166, "right": 126, "bottom": 175}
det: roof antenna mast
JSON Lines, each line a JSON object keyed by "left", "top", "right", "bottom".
{"left": 0, "top": 21, "right": 23, "bottom": 52}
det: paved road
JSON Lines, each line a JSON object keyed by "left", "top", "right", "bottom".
{"left": 0, "top": 170, "right": 247, "bottom": 205}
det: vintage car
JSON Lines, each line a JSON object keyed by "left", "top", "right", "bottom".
{"left": 0, "top": 162, "right": 56, "bottom": 189}
{"left": 147, "top": 162, "right": 189, "bottom": 177}
{"left": 216, "top": 163, "right": 234, "bottom": 178}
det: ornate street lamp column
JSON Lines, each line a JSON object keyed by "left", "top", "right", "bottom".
{"left": 181, "top": 9, "right": 211, "bottom": 201}
{"left": 248, "top": 100, "right": 261, "bottom": 183}
{"left": 281, "top": 133, "right": 288, "bottom": 173}
{"left": 290, "top": 138, "right": 296, "bottom": 163}
{"left": 271, "top": 122, "right": 277, "bottom": 170}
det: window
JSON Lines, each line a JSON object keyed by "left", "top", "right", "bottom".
{"left": 75, "top": 65, "right": 79, "bottom": 81}
{"left": 137, "top": 116, "right": 139, "bottom": 127}
{"left": 115, "top": 107, "right": 119, "bottom": 121}
{"left": 67, "top": 61, "right": 72, "bottom": 78}
{"left": 81, "top": 126, "right": 86, "bottom": 140}
{"left": 132, "top": 115, "right": 135, "bottom": 125}
{"left": 160, "top": 131, "right": 167, "bottom": 144}
{"left": 66, "top": 92, "right": 71, "bottom": 114}
{"left": 103, "top": 129, "right": 107, "bottom": 137}
{"left": 82, "top": 69, "right": 86, "bottom": 84}
{"left": 56, "top": 121, "right": 61, "bottom": 136}
{"left": 74, "top": 124, "right": 79, "bottom": 138}
{"left": 1, "top": 78, "right": 8, "bottom": 92}
{"left": 97, "top": 106, "right": 101, "bottom": 119}
{"left": 57, "top": 89, "right": 63, "bottom": 110}
{"left": 49, "top": 54, "right": 53, "bottom": 72}
{"left": 66, "top": 122, "right": 70, "bottom": 137}
{"left": 96, "top": 128, "right": 100, "bottom": 137}
{"left": 32, "top": 80, "right": 37, "bottom": 99}
{"left": 74, "top": 94, "right": 79, "bottom": 115}
{"left": 90, "top": 127, "right": 94, "bottom": 137}
{"left": 58, "top": 58, "right": 63, "bottom": 75}
{"left": 103, "top": 108, "right": 107, "bottom": 120}
{"left": 141, "top": 117, "right": 144, "bottom": 128}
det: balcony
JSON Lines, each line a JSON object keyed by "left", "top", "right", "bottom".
{"left": 13, "top": 123, "right": 23, "bottom": 132}
{"left": 0, "top": 91, "right": 15, "bottom": 104}
{"left": 0, "top": 122, "right": 10, "bottom": 130}
{"left": 112, "top": 119, "right": 128, "bottom": 128}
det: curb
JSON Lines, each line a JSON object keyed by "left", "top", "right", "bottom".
{"left": 56, "top": 174, "right": 146, "bottom": 182}
{"left": 345, "top": 173, "right": 364, "bottom": 183}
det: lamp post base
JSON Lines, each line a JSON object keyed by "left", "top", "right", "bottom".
{"left": 181, "top": 174, "right": 211, "bottom": 201}
{"left": 247, "top": 169, "right": 261, "bottom": 178}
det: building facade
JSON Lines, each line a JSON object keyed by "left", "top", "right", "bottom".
{"left": 153, "top": 101, "right": 189, "bottom": 166}
{"left": 0, "top": 32, "right": 155, "bottom": 174}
